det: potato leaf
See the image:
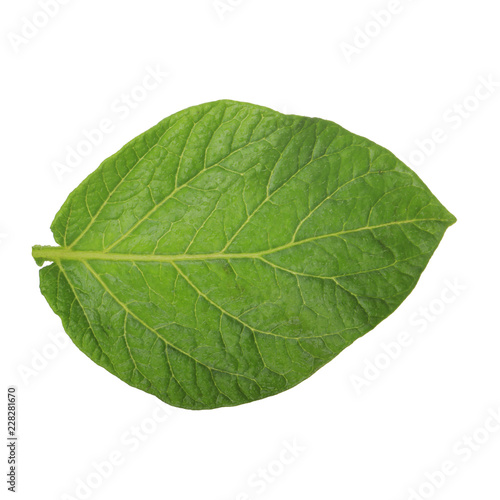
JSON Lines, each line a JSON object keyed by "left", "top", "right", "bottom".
{"left": 33, "top": 100, "right": 456, "bottom": 409}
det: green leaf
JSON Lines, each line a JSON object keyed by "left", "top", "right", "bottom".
{"left": 32, "top": 100, "right": 456, "bottom": 410}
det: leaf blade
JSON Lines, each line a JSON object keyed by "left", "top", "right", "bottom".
{"left": 33, "top": 100, "right": 456, "bottom": 409}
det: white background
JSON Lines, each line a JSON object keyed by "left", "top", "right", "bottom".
{"left": 1, "top": 1, "right": 499, "bottom": 499}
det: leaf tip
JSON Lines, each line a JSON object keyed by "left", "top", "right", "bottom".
{"left": 447, "top": 211, "right": 458, "bottom": 227}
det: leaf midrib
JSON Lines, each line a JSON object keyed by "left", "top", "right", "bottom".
{"left": 33, "top": 217, "right": 451, "bottom": 264}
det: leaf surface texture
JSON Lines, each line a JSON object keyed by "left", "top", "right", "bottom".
{"left": 33, "top": 100, "right": 456, "bottom": 409}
